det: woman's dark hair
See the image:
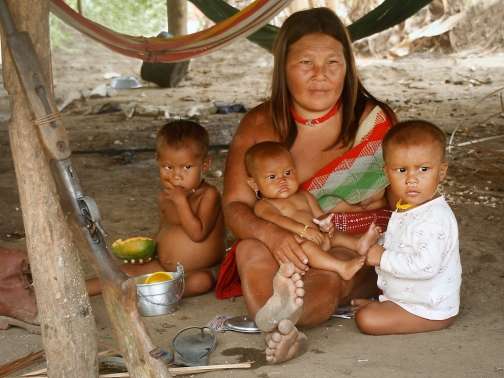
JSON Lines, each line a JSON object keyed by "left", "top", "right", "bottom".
{"left": 269, "top": 7, "right": 395, "bottom": 149}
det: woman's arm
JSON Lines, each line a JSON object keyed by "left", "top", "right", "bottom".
{"left": 222, "top": 105, "right": 308, "bottom": 270}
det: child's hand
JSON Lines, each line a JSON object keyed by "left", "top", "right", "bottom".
{"left": 123, "top": 257, "right": 152, "bottom": 265}
{"left": 162, "top": 183, "right": 193, "bottom": 203}
{"left": 365, "top": 244, "right": 385, "bottom": 267}
{"left": 312, "top": 214, "right": 335, "bottom": 237}
{"left": 301, "top": 227, "right": 325, "bottom": 246}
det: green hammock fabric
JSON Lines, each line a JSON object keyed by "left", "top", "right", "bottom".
{"left": 189, "top": 0, "right": 433, "bottom": 53}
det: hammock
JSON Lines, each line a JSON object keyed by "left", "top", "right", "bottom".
{"left": 190, "top": 0, "right": 434, "bottom": 52}
{"left": 49, "top": 0, "right": 293, "bottom": 62}
{"left": 50, "top": 0, "right": 433, "bottom": 61}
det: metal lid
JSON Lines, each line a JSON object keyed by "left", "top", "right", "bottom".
{"left": 223, "top": 315, "right": 260, "bottom": 333}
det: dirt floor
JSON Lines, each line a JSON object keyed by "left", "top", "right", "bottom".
{"left": 1, "top": 7, "right": 504, "bottom": 378}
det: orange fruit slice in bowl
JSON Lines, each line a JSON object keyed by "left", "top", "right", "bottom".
{"left": 145, "top": 271, "right": 173, "bottom": 284}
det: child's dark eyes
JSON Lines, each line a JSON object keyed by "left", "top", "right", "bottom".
{"left": 285, "top": 170, "right": 291, "bottom": 176}
{"left": 164, "top": 166, "right": 172, "bottom": 170}
{"left": 268, "top": 175, "right": 275, "bottom": 179}
{"left": 184, "top": 165, "right": 191, "bottom": 169}
{"left": 420, "top": 167, "right": 428, "bottom": 172}
{"left": 395, "top": 168, "right": 406, "bottom": 173}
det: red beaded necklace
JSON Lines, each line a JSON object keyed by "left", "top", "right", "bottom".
{"left": 290, "top": 97, "right": 342, "bottom": 127}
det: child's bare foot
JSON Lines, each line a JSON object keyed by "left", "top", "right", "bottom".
{"left": 351, "top": 298, "right": 374, "bottom": 313}
{"left": 265, "top": 319, "right": 308, "bottom": 363}
{"left": 356, "top": 223, "right": 382, "bottom": 256}
{"left": 338, "top": 256, "right": 365, "bottom": 281}
{"left": 255, "top": 262, "right": 305, "bottom": 333}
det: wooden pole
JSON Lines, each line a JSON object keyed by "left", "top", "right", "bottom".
{"left": 167, "top": 0, "right": 187, "bottom": 37}
{"left": 0, "top": 0, "right": 98, "bottom": 376}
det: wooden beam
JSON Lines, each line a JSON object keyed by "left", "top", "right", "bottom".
{"left": 0, "top": 0, "right": 98, "bottom": 376}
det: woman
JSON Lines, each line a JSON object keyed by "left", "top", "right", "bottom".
{"left": 220, "top": 8, "right": 397, "bottom": 363}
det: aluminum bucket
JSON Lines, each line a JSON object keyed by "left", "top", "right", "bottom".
{"left": 134, "top": 263, "right": 184, "bottom": 317}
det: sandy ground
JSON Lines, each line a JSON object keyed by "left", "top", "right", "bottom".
{"left": 1, "top": 13, "right": 504, "bottom": 378}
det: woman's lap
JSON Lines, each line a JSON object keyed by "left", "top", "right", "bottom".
{"left": 236, "top": 239, "right": 377, "bottom": 326}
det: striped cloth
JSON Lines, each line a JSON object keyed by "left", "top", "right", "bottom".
{"left": 299, "top": 107, "right": 393, "bottom": 212}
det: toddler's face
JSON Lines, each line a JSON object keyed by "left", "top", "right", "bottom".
{"left": 157, "top": 146, "right": 210, "bottom": 191}
{"left": 248, "top": 151, "right": 299, "bottom": 199}
{"left": 383, "top": 143, "right": 448, "bottom": 207}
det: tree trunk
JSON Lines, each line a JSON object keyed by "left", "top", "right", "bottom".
{"left": 1, "top": 0, "right": 98, "bottom": 376}
{"left": 167, "top": 0, "right": 187, "bottom": 37}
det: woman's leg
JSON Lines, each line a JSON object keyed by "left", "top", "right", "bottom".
{"left": 235, "top": 239, "right": 377, "bottom": 326}
{"left": 236, "top": 240, "right": 377, "bottom": 363}
{"left": 354, "top": 300, "right": 456, "bottom": 335}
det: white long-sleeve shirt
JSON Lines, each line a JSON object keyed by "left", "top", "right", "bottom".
{"left": 377, "top": 196, "right": 462, "bottom": 320}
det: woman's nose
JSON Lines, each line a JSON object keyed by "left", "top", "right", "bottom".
{"left": 312, "top": 64, "right": 326, "bottom": 80}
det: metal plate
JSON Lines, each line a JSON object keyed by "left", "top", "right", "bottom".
{"left": 110, "top": 76, "right": 142, "bottom": 89}
{"left": 223, "top": 315, "right": 261, "bottom": 333}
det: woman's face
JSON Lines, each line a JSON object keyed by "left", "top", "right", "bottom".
{"left": 286, "top": 33, "right": 347, "bottom": 119}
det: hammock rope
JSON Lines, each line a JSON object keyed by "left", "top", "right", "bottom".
{"left": 50, "top": 0, "right": 433, "bottom": 62}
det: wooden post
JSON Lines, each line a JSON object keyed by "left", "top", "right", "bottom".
{"left": 167, "top": 0, "right": 187, "bottom": 37}
{"left": 1, "top": 0, "right": 98, "bottom": 376}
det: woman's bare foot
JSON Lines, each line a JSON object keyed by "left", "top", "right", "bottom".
{"left": 338, "top": 256, "right": 365, "bottom": 281}
{"left": 265, "top": 319, "right": 308, "bottom": 364}
{"left": 255, "top": 262, "right": 305, "bottom": 333}
{"left": 351, "top": 298, "right": 374, "bottom": 313}
{"left": 356, "top": 223, "right": 382, "bottom": 255}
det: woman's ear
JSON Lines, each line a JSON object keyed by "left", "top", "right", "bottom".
{"left": 202, "top": 156, "right": 212, "bottom": 172}
{"left": 247, "top": 177, "right": 258, "bottom": 191}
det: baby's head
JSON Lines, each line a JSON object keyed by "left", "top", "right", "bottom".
{"left": 245, "top": 142, "right": 299, "bottom": 199}
{"left": 156, "top": 121, "right": 211, "bottom": 191}
{"left": 382, "top": 120, "right": 448, "bottom": 207}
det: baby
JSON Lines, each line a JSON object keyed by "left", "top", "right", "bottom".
{"left": 245, "top": 141, "right": 381, "bottom": 280}
{"left": 87, "top": 120, "right": 226, "bottom": 297}
{"left": 352, "top": 120, "right": 462, "bottom": 335}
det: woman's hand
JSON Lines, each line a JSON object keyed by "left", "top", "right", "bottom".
{"left": 313, "top": 213, "right": 335, "bottom": 237}
{"left": 264, "top": 226, "right": 309, "bottom": 273}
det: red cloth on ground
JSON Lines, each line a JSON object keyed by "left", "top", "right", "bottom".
{"left": 215, "top": 240, "right": 242, "bottom": 299}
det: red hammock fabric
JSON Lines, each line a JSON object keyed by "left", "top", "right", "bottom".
{"left": 50, "top": 0, "right": 291, "bottom": 62}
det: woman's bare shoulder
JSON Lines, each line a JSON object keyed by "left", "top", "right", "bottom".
{"left": 235, "top": 102, "right": 273, "bottom": 137}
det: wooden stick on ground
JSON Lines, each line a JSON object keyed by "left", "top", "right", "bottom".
{"left": 17, "top": 362, "right": 255, "bottom": 378}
